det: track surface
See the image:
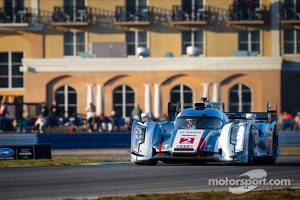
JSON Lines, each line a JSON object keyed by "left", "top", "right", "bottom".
{"left": 0, "top": 155, "right": 299, "bottom": 200}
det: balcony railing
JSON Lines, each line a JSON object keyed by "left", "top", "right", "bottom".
{"left": 172, "top": 5, "right": 207, "bottom": 22}
{"left": 52, "top": 6, "right": 89, "bottom": 23}
{"left": 228, "top": 3, "right": 263, "bottom": 21}
{"left": 115, "top": 6, "right": 151, "bottom": 22}
{"left": 0, "top": 7, "right": 39, "bottom": 24}
{"left": 280, "top": 4, "right": 300, "bottom": 20}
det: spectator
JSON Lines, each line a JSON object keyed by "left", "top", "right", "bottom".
{"left": 0, "top": 101, "right": 8, "bottom": 132}
{"left": 40, "top": 102, "right": 49, "bottom": 118}
{"left": 98, "top": 113, "right": 112, "bottom": 132}
{"left": 246, "top": 0, "right": 255, "bottom": 20}
{"left": 69, "top": 124, "right": 76, "bottom": 133}
{"left": 232, "top": 0, "right": 241, "bottom": 20}
{"left": 72, "top": 112, "right": 83, "bottom": 128}
{"left": 88, "top": 112, "right": 99, "bottom": 132}
{"left": 17, "top": 115, "right": 30, "bottom": 133}
{"left": 86, "top": 102, "right": 96, "bottom": 121}
{"left": 131, "top": 104, "right": 142, "bottom": 121}
{"left": 281, "top": 111, "right": 293, "bottom": 131}
{"left": 34, "top": 102, "right": 49, "bottom": 133}
{"left": 293, "top": 112, "right": 300, "bottom": 131}
{"left": 109, "top": 110, "right": 118, "bottom": 132}
{"left": 34, "top": 115, "right": 47, "bottom": 133}
{"left": 49, "top": 100, "right": 59, "bottom": 130}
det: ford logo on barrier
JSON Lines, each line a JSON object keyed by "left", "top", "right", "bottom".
{"left": 0, "top": 148, "right": 15, "bottom": 157}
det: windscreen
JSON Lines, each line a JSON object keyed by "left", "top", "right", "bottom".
{"left": 175, "top": 116, "right": 223, "bottom": 130}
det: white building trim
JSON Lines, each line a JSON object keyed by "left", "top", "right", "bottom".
{"left": 22, "top": 57, "right": 282, "bottom": 72}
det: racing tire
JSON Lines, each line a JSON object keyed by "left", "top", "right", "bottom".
{"left": 246, "top": 135, "right": 254, "bottom": 165}
{"left": 265, "top": 134, "right": 278, "bottom": 164}
{"left": 134, "top": 160, "right": 158, "bottom": 166}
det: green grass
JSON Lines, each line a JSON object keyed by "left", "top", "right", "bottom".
{"left": 0, "top": 157, "right": 129, "bottom": 168}
{"left": 63, "top": 188, "right": 300, "bottom": 200}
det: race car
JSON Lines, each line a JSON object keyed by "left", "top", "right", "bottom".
{"left": 130, "top": 98, "right": 279, "bottom": 165}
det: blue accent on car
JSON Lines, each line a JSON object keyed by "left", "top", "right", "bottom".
{"left": 0, "top": 148, "right": 15, "bottom": 157}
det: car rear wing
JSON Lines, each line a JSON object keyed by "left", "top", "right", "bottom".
{"left": 225, "top": 103, "right": 278, "bottom": 123}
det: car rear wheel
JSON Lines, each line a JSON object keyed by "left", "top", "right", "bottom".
{"left": 247, "top": 135, "right": 254, "bottom": 165}
{"left": 265, "top": 134, "right": 278, "bottom": 164}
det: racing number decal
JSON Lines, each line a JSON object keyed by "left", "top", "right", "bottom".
{"left": 179, "top": 138, "right": 195, "bottom": 144}
{"left": 172, "top": 130, "right": 203, "bottom": 150}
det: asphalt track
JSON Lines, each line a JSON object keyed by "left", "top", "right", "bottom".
{"left": 0, "top": 154, "right": 300, "bottom": 200}
{"left": 1, "top": 131, "right": 299, "bottom": 200}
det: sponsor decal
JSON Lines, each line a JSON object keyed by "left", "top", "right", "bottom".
{"left": 176, "top": 145, "right": 193, "bottom": 148}
{"left": 0, "top": 148, "right": 15, "bottom": 157}
{"left": 185, "top": 131, "right": 202, "bottom": 134}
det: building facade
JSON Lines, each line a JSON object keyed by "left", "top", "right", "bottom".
{"left": 0, "top": 0, "right": 299, "bottom": 120}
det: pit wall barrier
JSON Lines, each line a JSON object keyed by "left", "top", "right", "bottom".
{"left": 0, "top": 132, "right": 131, "bottom": 149}
{"left": 0, "top": 131, "right": 296, "bottom": 150}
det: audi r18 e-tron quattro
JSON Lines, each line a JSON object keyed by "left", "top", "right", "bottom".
{"left": 130, "top": 98, "right": 279, "bottom": 165}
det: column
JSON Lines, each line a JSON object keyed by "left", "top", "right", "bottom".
{"left": 154, "top": 84, "right": 161, "bottom": 119}
{"left": 271, "top": 0, "right": 280, "bottom": 57}
{"left": 212, "top": 83, "right": 220, "bottom": 102}
{"left": 96, "top": 84, "right": 103, "bottom": 114}
{"left": 64, "top": 85, "right": 68, "bottom": 117}
{"left": 144, "top": 84, "right": 151, "bottom": 113}
{"left": 202, "top": 83, "right": 210, "bottom": 100}
{"left": 87, "top": 84, "right": 93, "bottom": 108}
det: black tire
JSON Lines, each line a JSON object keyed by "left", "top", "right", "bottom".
{"left": 246, "top": 135, "right": 254, "bottom": 165}
{"left": 265, "top": 134, "right": 278, "bottom": 164}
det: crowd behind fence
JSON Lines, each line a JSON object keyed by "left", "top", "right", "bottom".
{"left": 1, "top": 101, "right": 300, "bottom": 133}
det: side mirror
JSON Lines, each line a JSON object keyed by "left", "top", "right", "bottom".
{"left": 246, "top": 113, "right": 257, "bottom": 121}
{"left": 141, "top": 112, "right": 151, "bottom": 121}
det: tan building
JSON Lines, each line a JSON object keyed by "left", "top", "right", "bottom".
{"left": 0, "top": 0, "right": 299, "bottom": 121}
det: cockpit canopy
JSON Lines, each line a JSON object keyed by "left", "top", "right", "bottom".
{"left": 175, "top": 115, "right": 224, "bottom": 130}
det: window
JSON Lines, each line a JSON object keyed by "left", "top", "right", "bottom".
{"left": 126, "top": 31, "right": 147, "bottom": 56}
{"left": 284, "top": 29, "right": 300, "bottom": 54}
{"left": 170, "top": 84, "right": 193, "bottom": 111}
{"left": 4, "top": 0, "right": 24, "bottom": 21}
{"left": 229, "top": 83, "right": 252, "bottom": 112}
{"left": 283, "top": 0, "right": 300, "bottom": 19}
{"left": 182, "top": 30, "right": 203, "bottom": 55}
{"left": 126, "top": 0, "right": 147, "bottom": 17}
{"left": 0, "top": 52, "right": 23, "bottom": 88}
{"left": 64, "top": 31, "right": 85, "bottom": 56}
{"left": 113, "top": 85, "right": 135, "bottom": 118}
{"left": 55, "top": 85, "right": 77, "bottom": 117}
{"left": 182, "top": 0, "right": 204, "bottom": 19}
{"left": 64, "top": 0, "right": 85, "bottom": 21}
{"left": 238, "top": 30, "right": 260, "bottom": 54}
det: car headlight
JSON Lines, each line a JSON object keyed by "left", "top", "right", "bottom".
{"left": 131, "top": 123, "right": 146, "bottom": 153}
{"left": 230, "top": 125, "right": 245, "bottom": 153}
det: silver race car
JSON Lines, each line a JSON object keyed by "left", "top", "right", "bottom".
{"left": 130, "top": 98, "right": 279, "bottom": 165}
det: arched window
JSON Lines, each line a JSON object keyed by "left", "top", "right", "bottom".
{"left": 113, "top": 85, "right": 135, "bottom": 118}
{"left": 229, "top": 83, "right": 251, "bottom": 112}
{"left": 55, "top": 85, "right": 77, "bottom": 117}
{"left": 170, "top": 84, "right": 193, "bottom": 111}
